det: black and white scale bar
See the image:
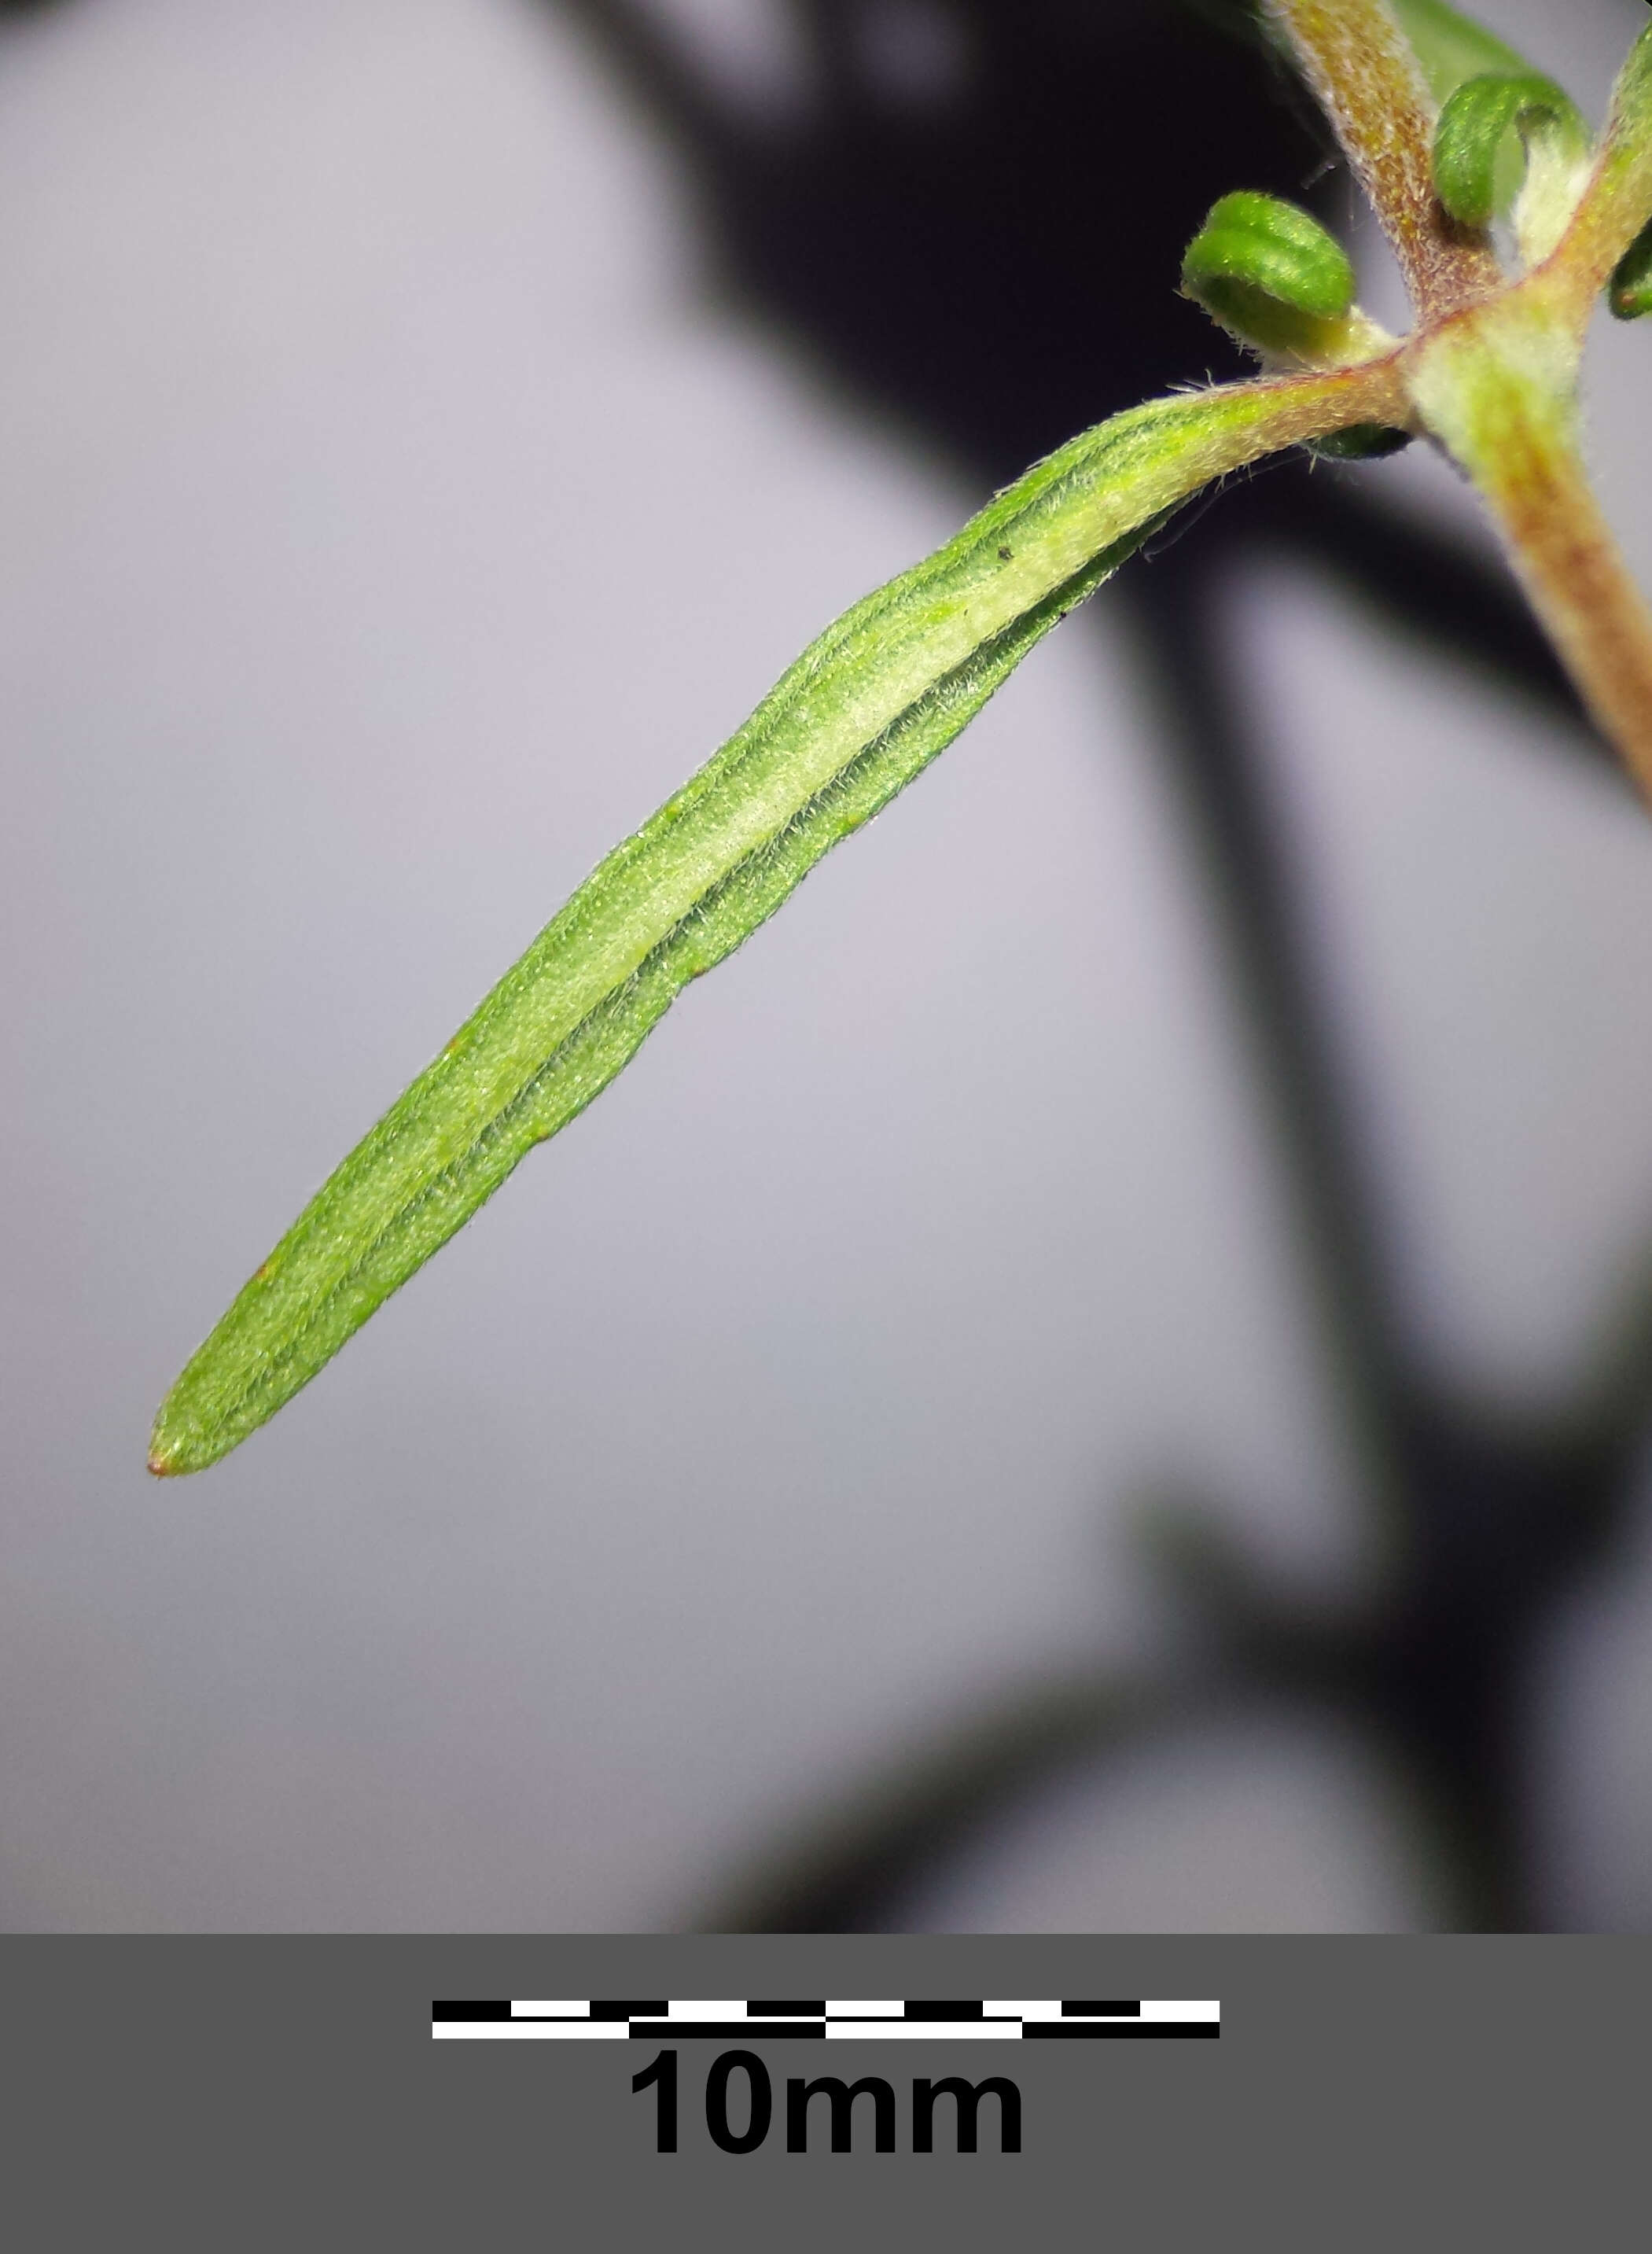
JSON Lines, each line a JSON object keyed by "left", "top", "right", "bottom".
{"left": 432, "top": 1999, "right": 1218, "bottom": 2040}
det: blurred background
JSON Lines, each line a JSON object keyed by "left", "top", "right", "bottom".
{"left": 4, "top": 0, "right": 1652, "bottom": 1931}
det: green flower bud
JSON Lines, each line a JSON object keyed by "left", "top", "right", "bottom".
{"left": 1179, "top": 192, "right": 1404, "bottom": 462}
{"left": 1304, "top": 424, "right": 1415, "bottom": 462}
{"left": 1181, "top": 192, "right": 1357, "bottom": 361}
{"left": 1431, "top": 71, "right": 1591, "bottom": 255}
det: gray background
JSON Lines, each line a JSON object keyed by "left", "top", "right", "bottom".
{"left": 4, "top": 0, "right": 1652, "bottom": 1930}
{"left": 9, "top": 1934, "right": 1642, "bottom": 2246}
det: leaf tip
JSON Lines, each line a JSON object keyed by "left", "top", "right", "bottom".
{"left": 147, "top": 1401, "right": 206, "bottom": 1479}
{"left": 146, "top": 1432, "right": 184, "bottom": 1478}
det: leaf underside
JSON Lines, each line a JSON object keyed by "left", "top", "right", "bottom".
{"left": 150, "top": 377, "right": 1356, "bottom": 1474}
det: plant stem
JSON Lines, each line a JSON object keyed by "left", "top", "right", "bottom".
{"left": 1411, "top": 304, "right": 1652, "bottom": 797}
{"left": 1268, "top": 0, "right": 1502, "bottom": 319}
{"left": 1543, "top": 26, "right": 1652, "bottom": 315}
{"left": 1473, "top": 436, "right": 1652, "bottom": 798}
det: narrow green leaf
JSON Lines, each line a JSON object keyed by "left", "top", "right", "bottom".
{"left": 149, "top": 374, "right": 1365, "bottom": 1475}
{"left": 1386, "top": 0, "right": 1530, "bottom": 105}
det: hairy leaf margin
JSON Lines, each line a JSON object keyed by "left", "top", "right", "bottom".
{"left": 150, "top": 370, "right": 1383, "bottom": 1474}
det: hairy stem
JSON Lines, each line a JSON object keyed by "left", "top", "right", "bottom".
{"left": 1267, "top": 0, "right": 1502, "bottom": 319}
{"left": 1477, "top": 444, "right": 1652, "bottom": 797}
{"left": 1542, "top": 24, "right": 1652, "bottom": 317}
{"left": 1411, "top": 304, "right": 1652, "bottom": 796}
